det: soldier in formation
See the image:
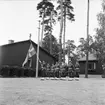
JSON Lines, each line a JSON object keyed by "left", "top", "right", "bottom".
{"left": 55, "top": 62, "right": 60, "bottom": 78}
{"left": 75, "top": 61, "right": 80, "bottom": 77}
{"left": 40, "top": 60, "right": 80, "bottom": 78}
{"left": 102, "top": 63, "right": 105, "bottom": 74}
{"left": 51, "top": 64, "right": 55, "bottom": 77}
{"left": 60, "top": 63, "right": 66, "bottom": 77}
{"left": 46, "top": 63, "right": 51, "bottom": 77}
{"left": 40, "top": 61, "right": 46, "bottom": 77}
{"left": 68, "top": 61, "right": 74, "bottom": 78}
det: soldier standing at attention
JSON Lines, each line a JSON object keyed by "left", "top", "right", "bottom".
{"left": 51, "top": 64, "right": 55, "bottom": 77}
{"left": 46, "top": 63, "right": 50, "bottom": 77}
{"left": 54, "top": 63, "right": 57, "bottom": 77}
{"left": 68, "top": 61, "right": 73, "bottom": 78}
{"left": 59, "top": 64, "right": 62, "bottom": 78}
{"left": 42, "top": 61, "right": 46, "bottom": 77}
{"left": 65, "top": 63, "right": 68, "bottom": 77}
{"left": 59, "top": 63, "right": 63, "bottom": 78}
{"left": 55, "top": 62, "right": 60, "bottom": 78}
{"left": 75, "top": 61, "right": 80, "bottom": 78}
{"left": 60, "top": 63, "right": 65, "bottom": 77}
{"left": 102, "top": 63, "right": 105, "bottom": 75}
{"left": 40, "top": 61, "right": 44, "bottom": 77}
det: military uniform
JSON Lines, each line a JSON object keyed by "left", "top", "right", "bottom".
{"left": 51, "top": 64, "right": 55, "bottom": 77}
{"left": 65, "top": 63, "right": 68, "bottom": 76}
{"left": 60, "top": 63, "right": 65, "bottom": 77}
{"left": 46, "top": 63, "right": 50, "bottom": 77}
{"left": 41, "top": 61, "right": 46, "bottom": 77}
{"left": 102, "top": 63, "right": 105, "bottom": 75}
{"left": 55, "top": 63, "right": 60, "bottom": 78}
{"left": 40, "top": 62, "right": 43, "bottom": 77}
{"left": 68, "top": 62, "right": 74, "bottom": 78}
{"left": 75, "top": 62, "right": 80, "bottom": 78}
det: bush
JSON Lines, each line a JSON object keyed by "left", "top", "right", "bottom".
{"left": 0, "top": 65, "right": 10, "bottom": 77}
{"left": 102, "top": 74, "right": 105, "bottom": 78}
{"left": 101, "top": 70, "right": 105, "bottom": 78}
{"left": 29, "top": 68, "right": 36, "bottom": 77}
{"left": 102, "top": 72, "right": 105, "bottom": 78}
{"left": 0, "top": 65, "right": 36, "bottom": 77}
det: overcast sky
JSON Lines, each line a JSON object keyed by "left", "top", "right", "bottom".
{"left": 0, "top": 0, "right": 102, "bottom": 46}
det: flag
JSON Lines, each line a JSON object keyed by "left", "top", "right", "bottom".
{"left": 22, "top": 43, "right": 36, "bottom": 67}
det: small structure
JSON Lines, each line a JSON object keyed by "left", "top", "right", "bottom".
{"left": 8, "top": 40, "right": 14, "bottom": 44}
{"left": 78, "top": 54, "right": 103, "bottom": 74}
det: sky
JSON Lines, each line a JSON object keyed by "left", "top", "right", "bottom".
{"left": 0, "top": 0, "right": 102, "bottom": 46}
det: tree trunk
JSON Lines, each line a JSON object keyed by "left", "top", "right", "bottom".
{"left": 50, "top": 11, "right": 53, "bottom": 54}
{"left": 68, "top": 46, "right": 70, "bottom": 64}
{"left": 40, "top": 11, "right": 45, "bottom": 47}
{"left": 63, "top": 7, "right": 66, "bottom": 63}
{"left": 85, "top": 0, "right": 90, "bottom": 78}
{"left": 59, "top": 0, "right": 63, "bottom": 66}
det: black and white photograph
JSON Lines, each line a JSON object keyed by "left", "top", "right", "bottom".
{"left": 0, "top": 0, "right": 105, "bottom": 105}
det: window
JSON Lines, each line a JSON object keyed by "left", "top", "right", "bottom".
{"left": 88, "top": 62, "right": 96, "bottom": 71}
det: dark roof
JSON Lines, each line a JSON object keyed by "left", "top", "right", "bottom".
{"left": 0, "top": 40, "right": 57, "bottom": 60}
{"left": 78, "top": 54, "right": 97, "bottom": 61}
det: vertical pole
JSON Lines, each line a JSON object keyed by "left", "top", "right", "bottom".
{"left": 40, "top": 12, "right": 44, "bottom": 46}
{"left": 29, "top": 33, "right": 32, "bottom": 68}
{"left": 29, "top": 33, "right": 32, "bottom": 40}
{"left": 50, "top": 11, "right": 53, "bottom": 54}
{"left": 59, "top": 0, "right": 63, "bottom": 66}
{"left": 85, "top": 0, "right": 89, "bottom": 78}
{"left": 63, "top": 0, "right": 66, "bottom": 63}
{"left": 36, "top": 20, "right": 40, "bottom": 78}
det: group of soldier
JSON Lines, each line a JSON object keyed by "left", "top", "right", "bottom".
{"left": 40, "top": 60, "right": 80, "bottom": 78}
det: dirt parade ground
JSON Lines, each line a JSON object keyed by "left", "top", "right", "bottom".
{"left": 0, "top": 75, "right": 105, "bottom": 105}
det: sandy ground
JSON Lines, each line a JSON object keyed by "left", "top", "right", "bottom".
{"left": 0, "top": 75, "right": 105, "bottom": 105}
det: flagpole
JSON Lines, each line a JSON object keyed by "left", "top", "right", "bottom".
{"left": 29, "top": 33, "right": 32, "bottom": 41}
{"left": 29, "top": 33, "right": 32, "bottom": 68}
{"left": 36, "top": 20, "right": 40, "bottom": 78}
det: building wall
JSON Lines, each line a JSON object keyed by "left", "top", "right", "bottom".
{"left": 0, "top": 40, "right": 56, "bottom": 69}
{"left": 79, "top": 61, "right": 103, "bottom": 74}
{"left": 79, "top": 61, "right": 85, "bottom": 74}
{"left": 0, "top": 41, "right": 29, "bottom": 67}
